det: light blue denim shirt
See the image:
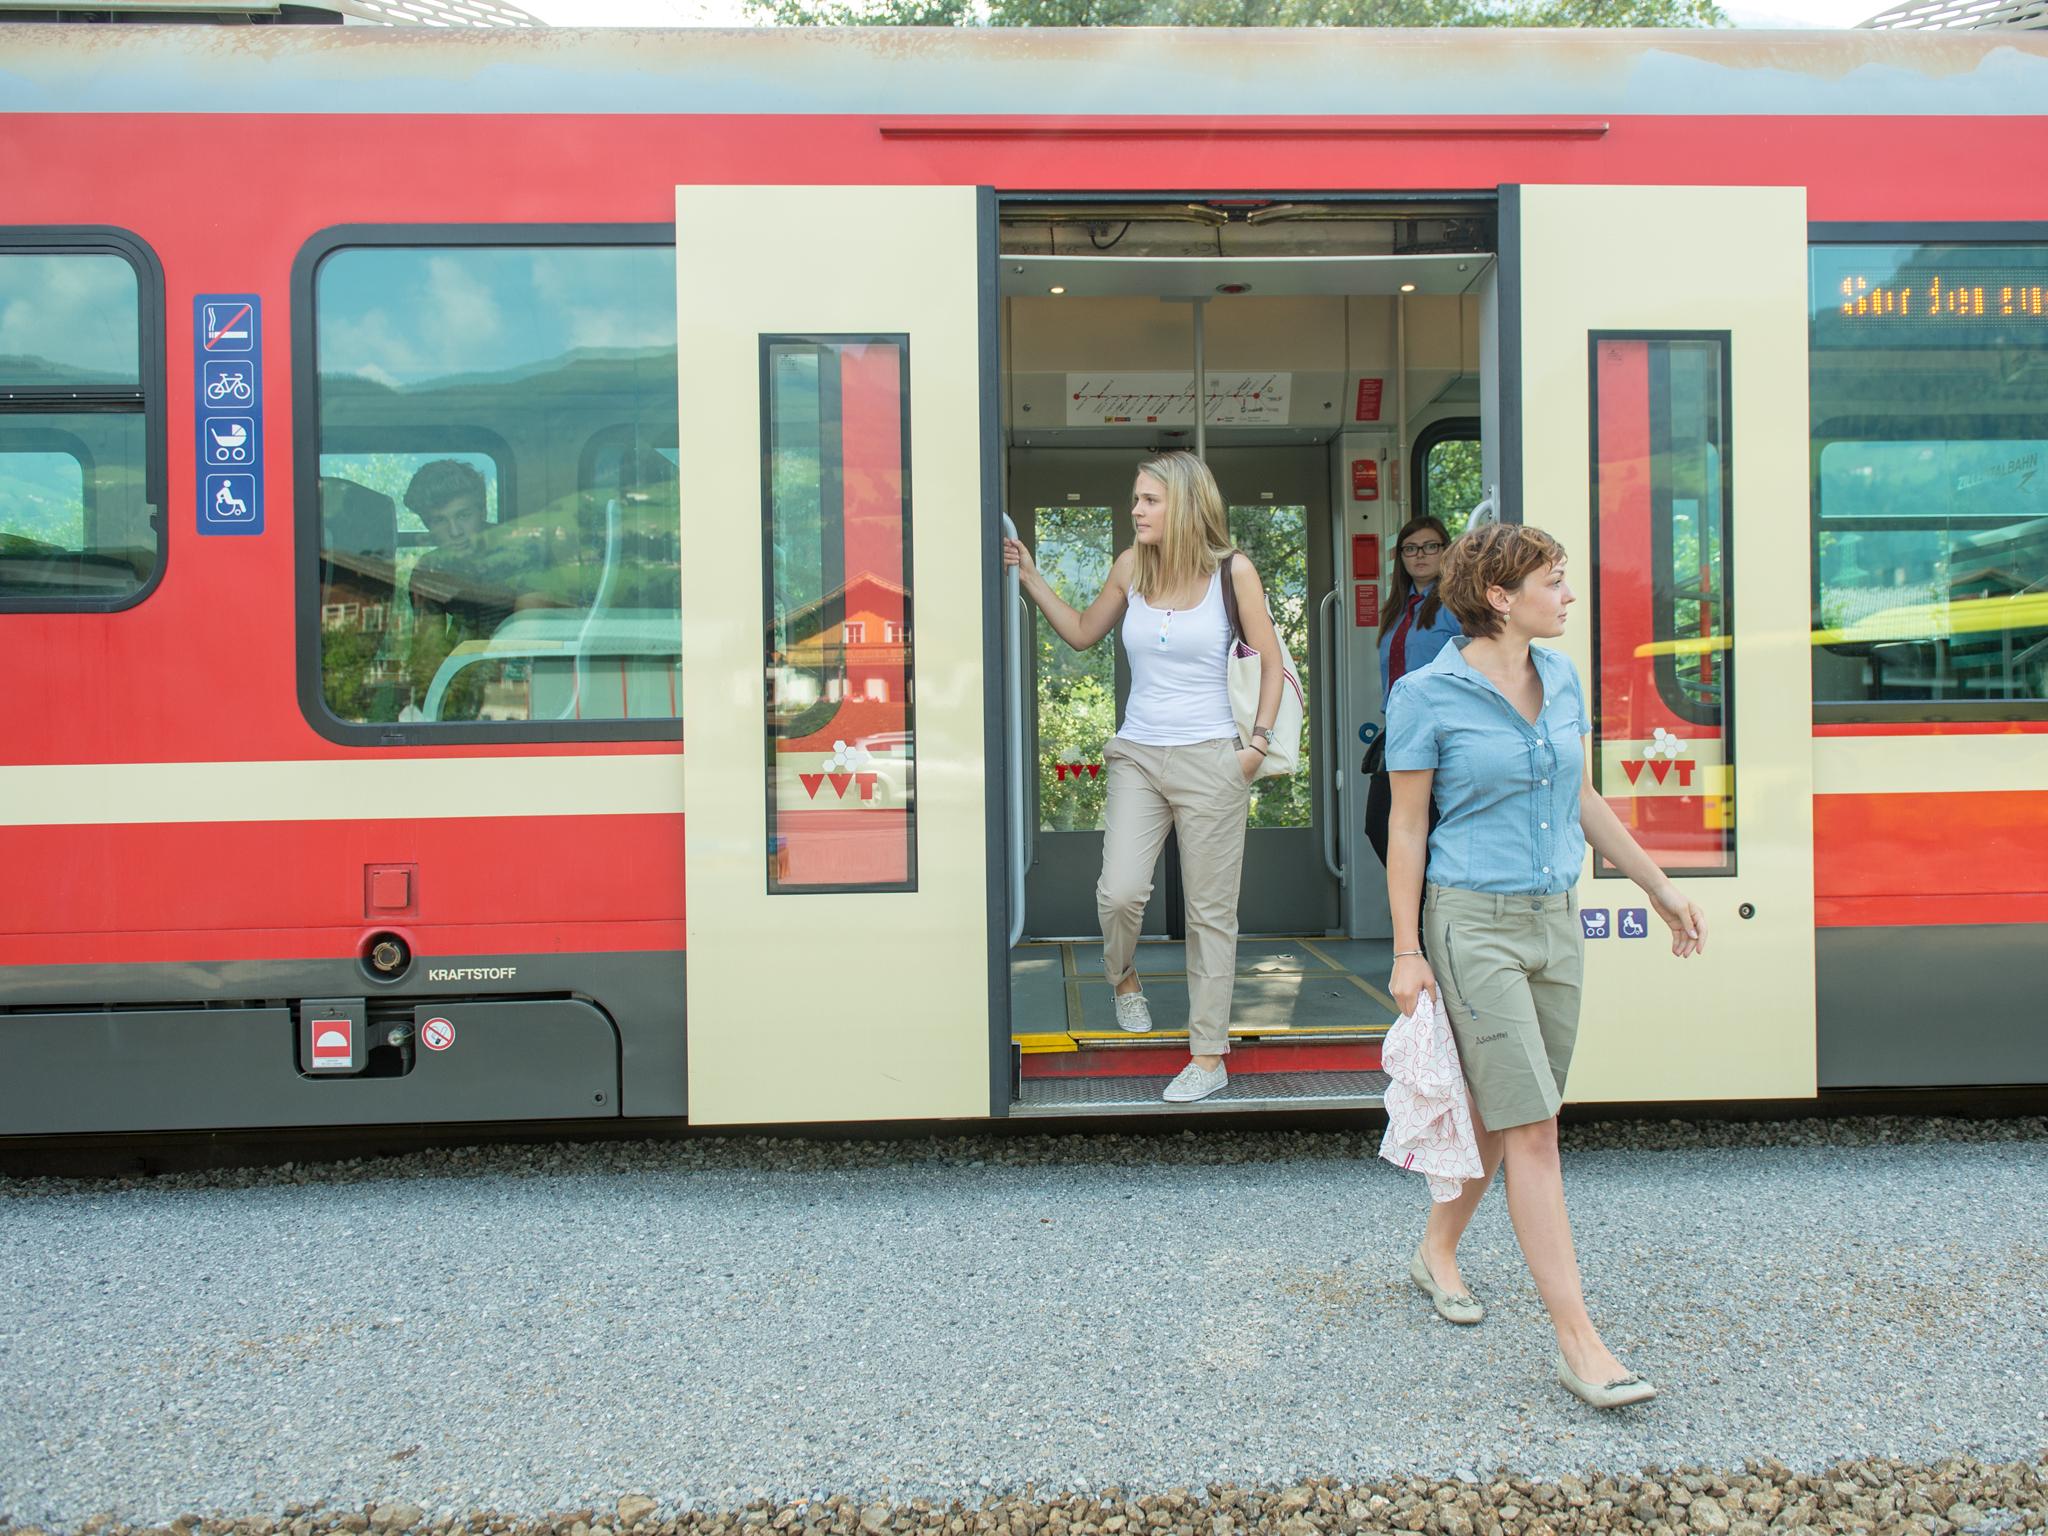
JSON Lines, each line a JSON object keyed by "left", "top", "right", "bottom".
{"left": 1376, "top": 583, "right": 1465, "bottom": 705}
{"left": 1385, "top": 637, "right": 1591, "bottom": 896}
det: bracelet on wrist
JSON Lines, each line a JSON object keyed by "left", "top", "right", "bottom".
{"left": 1393, "top": 948, "right": 1425, "bottom": 959}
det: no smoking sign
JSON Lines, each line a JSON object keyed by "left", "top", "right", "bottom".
{"left": 420, "top": 1016, "right": 456, "bottom": 1052}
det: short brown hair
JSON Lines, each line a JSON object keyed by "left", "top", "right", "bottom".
{"left": 1438, "top": 523, "right": 1566, "bottom": 638}
{"left": 403, "top": 458, "right": 487, "bottom": 519}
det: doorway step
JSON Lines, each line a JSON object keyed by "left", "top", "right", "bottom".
{"left": 1008, "top": 936, "right": 1395, "bottom": 1116}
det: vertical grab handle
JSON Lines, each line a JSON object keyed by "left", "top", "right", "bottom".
{"left": 1468, "top": 486, "right": 1501, "bottom": 528}
{"left": 1317, "top": 588, "right": 1346, "bottom": 884}
{"left": 1002, "top": 514, "right": 1028, "bottom": 950}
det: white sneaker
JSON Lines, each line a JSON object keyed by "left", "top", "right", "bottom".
{"left": 1113, "top": 991, "right": 1153, "bottom": 1034}
{"left": 1162, "top": 1060, "right": 1228, "bottom": 1103}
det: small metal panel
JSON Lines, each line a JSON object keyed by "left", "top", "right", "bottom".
{"left": 0, "top": 951, "right": 685, "bottom": 1121}
{"left": 1819, "top": 925, "right": 2048, "bottom": 1088}
{"left": 0, "top": 999, "right": 619, "bottom": 1136}
{"left": 1014, "top": 1069, "right": 1388, "bottom": 1116}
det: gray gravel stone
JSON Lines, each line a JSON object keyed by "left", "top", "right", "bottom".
{"left": 0, "top": 1117, "right": 2042, "bottom": 1529}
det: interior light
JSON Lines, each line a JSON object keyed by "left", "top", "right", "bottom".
{"left": 1400, "top": 283, "right": 1418, "bottom": 293}
{"left": 1049, "top": 285, "right": 1066, "bottom": 295}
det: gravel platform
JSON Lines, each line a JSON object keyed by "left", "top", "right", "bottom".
{"left": 0, "top": 1118, "right": 2043, "bottom": 1529}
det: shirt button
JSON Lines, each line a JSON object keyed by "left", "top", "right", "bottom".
{"left": 1542, "top": 866, "right": 1551, "bottom": 875}
{"left": 1540, "top": 778, "right": 1549, "bottom": 786}
{"left": 1541, "top": 822, "right": 1549, "bottom": 830}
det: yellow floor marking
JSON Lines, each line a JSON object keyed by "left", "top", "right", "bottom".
{"left": 1015, "top": 1033, "right": 1079, "bottom": 1054}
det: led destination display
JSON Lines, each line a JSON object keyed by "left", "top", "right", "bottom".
{"left": 1837, "top": 272, "right": 2048, "bottom": 322}
{"left": 1813, "top": 245, "right": 2048, "bottom": 348}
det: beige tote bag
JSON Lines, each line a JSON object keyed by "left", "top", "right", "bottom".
{"left": 1219, "top": 552, "right": 1305, "bottom": 780}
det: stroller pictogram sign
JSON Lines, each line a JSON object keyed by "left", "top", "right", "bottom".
{"left": 206, "top": 417, "right": 255, "bottom": 465}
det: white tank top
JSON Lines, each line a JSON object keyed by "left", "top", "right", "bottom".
{"left": 1118, "top": 565, "right": 1238, "bottom": 746}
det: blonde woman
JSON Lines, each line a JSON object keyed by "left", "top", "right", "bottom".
{"left": 1004, "top": 452, "right": 1286, "bottom": 1103}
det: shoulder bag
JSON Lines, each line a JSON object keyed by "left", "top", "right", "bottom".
{"left": 1218, "top": 551, "right": 1305, "bottom": 780}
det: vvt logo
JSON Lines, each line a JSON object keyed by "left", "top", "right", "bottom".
{"left": 1621, "top": 727, "right": 1696, "bottom": 789}
{"left": 1053, "top": 747, "right": 1103, "bottom": 783}
{"left": 799, "top": 740, "right": 880, "bottom": 802}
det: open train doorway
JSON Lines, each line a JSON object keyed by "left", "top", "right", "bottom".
{"left": 997, "top": 197, "right": 1499, "bottom": 1114}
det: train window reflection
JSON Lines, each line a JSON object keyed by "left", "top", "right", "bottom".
{"left": 1590, "top": 334, "right": 1736, "bottom": 878}
{"left": 1, "top": 247, "right": 157, "bottom": 607}
{"left": 0, "top": 253, "right": 140, "bottom": 387}
{"left": 1032, "top": 505, "right": 1115, "bottom": 834}
{"left": 1810, "top": 243, "right": 2048, "bottom": 714}
{"left": 310, "top": 241, "right": 680, "bottom": 728}
{"left": 763, "top": 336, "right": 916, "bottom": 893}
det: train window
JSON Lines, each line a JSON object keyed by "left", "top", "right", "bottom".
{"left": 0, "top": 242, "right": 163, "bottom": 610}
{"left": 1589, "top": 334, "right": 1736, "bottom": 878}
{"left": 1033, "top": 504, "right": 1116, "bottom": 834}
{"left": 1228, "top": 501, "right": 1313, "bottom": 830}
{"left": 304, "top": 237, "right": 679, "bottom": 736}
{"left": 1810, "top": 242, "right": 2048, "bottom": 717}
{"left": 1412, "top": 417, "right": 1484, "bottom": 538}
{"left": 763, "top": 336, "right": 916, "bottom": 893}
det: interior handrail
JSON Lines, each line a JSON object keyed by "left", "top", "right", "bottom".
{"left": 1002, "top": 513, "right": 1028, "bottom": 949}
{"left": 1317, "top": 586, "right": 1345, "bottom": 884}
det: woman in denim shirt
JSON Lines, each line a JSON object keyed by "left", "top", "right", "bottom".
{"left": 1384, "top": 522, "right": 1707, "bottom": 1410}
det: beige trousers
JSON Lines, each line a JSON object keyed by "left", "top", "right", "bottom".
{"left": 1097, "top": 735, "right": 1251, "bottom": 1055}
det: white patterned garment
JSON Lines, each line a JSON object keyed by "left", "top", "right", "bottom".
{"left": 1378, "top": 989, "right": 1484, "bottom": 1202}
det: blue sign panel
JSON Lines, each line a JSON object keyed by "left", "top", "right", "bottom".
{"left": 1618, "top": 907, "right": 1650, "bottom": 939}
{"left": 1580, "top": 908, "right": 1610, "bottom": 940}
{"left": 194, "top": 294, "right": 263, "bottom": 536}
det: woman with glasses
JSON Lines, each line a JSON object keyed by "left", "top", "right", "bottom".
{"left": 1003, "top": 452, "right": 1287, "bottom": 1104}
{"left": 1366, "top": 515, "right": 1465, "bottom": 866}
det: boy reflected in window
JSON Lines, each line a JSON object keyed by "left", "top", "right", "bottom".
{"left": 402, "top": 458, "right": 534, "bottom": 720}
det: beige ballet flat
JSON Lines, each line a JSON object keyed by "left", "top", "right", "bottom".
{"left": 1556, "top": 1349, "right": 1657, "bottom": 1409}
{"left": 1409, "top": 1244, "right": 1484, "bottom": 1325}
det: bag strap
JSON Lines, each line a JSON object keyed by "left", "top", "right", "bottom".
{"left": 1218, "top": 550, "right": 1245, "bottom": 644}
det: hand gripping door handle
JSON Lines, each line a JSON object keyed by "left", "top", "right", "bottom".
{"left": 1318, "top": 587, "right": 1345, "bottom": 884}
{"left": 1002, "top": 514, "right": 1028, "bottom": 949}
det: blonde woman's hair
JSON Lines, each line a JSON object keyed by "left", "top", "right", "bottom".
{"left": 1129, "top": 451, "right": 1233, "bottom": 601}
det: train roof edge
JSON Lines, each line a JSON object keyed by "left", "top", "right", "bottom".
{"left": 2, "top": 24, "right": 2048, "bottom": 116}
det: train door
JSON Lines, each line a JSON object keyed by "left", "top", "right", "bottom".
{"left": 1009, "top": 447, "right": 1340, "bottom": 940}
{"left": 674, "top": 185, "right": 1004, "bottom": 1125}
{"left": 1502, "top": 184, "right": 1817, "bottom": 1105}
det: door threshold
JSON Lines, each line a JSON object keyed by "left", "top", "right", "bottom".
{"left": 1011, "top": 1069, "right": 1388, "bottom": 1117}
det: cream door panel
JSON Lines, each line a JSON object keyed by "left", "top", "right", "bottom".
{"left": 1514, "top": 184, "right": 1815, "bottom": 1104}
{"left": 677, "top": 185, "right": 992, "bottom": 1125}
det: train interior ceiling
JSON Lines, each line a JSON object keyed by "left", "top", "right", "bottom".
{"left": 997, "top": 199, "right": 1498, "bottom": 1114}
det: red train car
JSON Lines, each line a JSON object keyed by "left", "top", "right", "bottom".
{"left": 1, "top": 17, "right": 2044, "bottom": 1133}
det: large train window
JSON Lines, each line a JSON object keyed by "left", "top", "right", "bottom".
{"left": 0, "top": 234, "right": 165, "bottom": 612}
{"left": 762, "top": 336, "right": 916, "bottom": 893}
{"left": 1810, "top": 241, "right": 2048, "bottom": 718}
{"left": 297, "top": 229, "right": 679, "bottom": 741}
{"left": 1589, "top": 334, "right": 1735, "bottom": 877}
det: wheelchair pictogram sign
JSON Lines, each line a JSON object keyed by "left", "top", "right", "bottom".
{"left": 204, "top": 474, "right": 257, "bottom": 526}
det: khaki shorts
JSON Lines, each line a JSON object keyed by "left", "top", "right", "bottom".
{"left": 1424, "top": 884, "right": 1585, "bottom": 1131}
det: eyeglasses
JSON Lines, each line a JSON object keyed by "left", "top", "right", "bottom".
{"left": 1399, "top": 540, "right": 1447, "bottom": 558}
